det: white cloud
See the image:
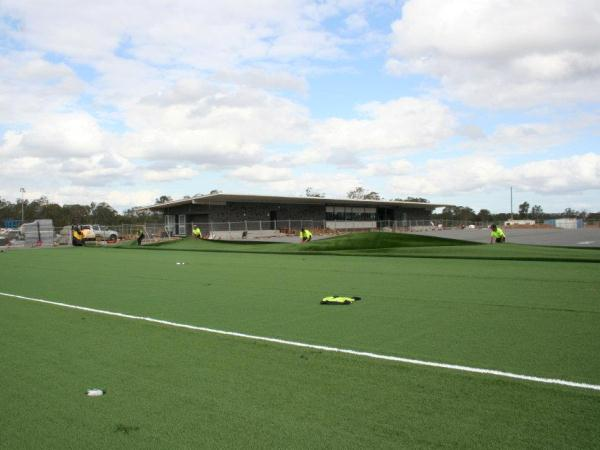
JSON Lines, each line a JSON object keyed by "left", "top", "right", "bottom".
{"left": 466, "top": 123, "right": 571, "bottom": 153}
{"left": 1, "top": 0, "right": 349, "bottom": 68}
{"left": 304, "top": 97, "right": 455, "bottom": 163}
{"left": 511, "top": 153, "right": 600, "bottom": 193}
{"left": 0, "top": 113, "right": 135, "bottom": 188}
{"left": 121, "top": 82, "right": 310, "bottom": 164}
{"left": 103, "top": 189, "right": 159, "bottom": 210}
{"left": 345, "top": 13, "right": 368, "bottom": 31}
{"left": 0, "top": 52, "right": 85, "bottom": 123}
{"left": 143, "top": 166, "right": 198, "bottom": 182}
{"left": 1, "top": 113, "right": 106, "bottom": 158}
{"left": 388, "top": 0, "right": 600, "bottom": 107}
{"left": 259, "top": 171, "right": 364, "bottom": 198}
{"left": 214, "top": 68, "right": 308, "bottom": 93}
{"left": 230, "top": 165, "right": 293, "bottom": 182}
{"left": 392, "top": 153, "right": 600, "bottom": 195}
{"left": 359, "top": 159, "right": 413, "bottom": 176}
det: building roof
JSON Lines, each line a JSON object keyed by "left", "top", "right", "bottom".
{"left": 142, "top": 193, "right": 449, "bottom": 211}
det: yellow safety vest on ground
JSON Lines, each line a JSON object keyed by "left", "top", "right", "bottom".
{"left": 321, "top": 296, "right": 362, "bottom": 305}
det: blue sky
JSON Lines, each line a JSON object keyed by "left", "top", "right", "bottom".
{"left": 1, "top": 0, "right": 599, "bottom": 213}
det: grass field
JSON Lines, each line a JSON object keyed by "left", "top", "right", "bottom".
{"left": 1, "top": 233, "right": 600, "bottom": 448}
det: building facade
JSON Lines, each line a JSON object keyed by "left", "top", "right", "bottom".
{"left": 144, "top": 193, "right": 446, "bottom": 235}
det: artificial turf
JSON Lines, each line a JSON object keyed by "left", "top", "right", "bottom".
{"left": 1, "top": 234, "right": 600, "bottom": 447}
{"left": 2, "top": 297, "right": 600, "bottom": 449}
{"left": 128, "top": 232, "right": 600, "bottom": 262}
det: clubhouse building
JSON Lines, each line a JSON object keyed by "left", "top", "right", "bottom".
{"left": 144, "top": 193, "right": 446, "bottom": 236}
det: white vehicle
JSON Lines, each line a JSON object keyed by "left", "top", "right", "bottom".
{"left": 80, "top": 224, "right": 119, "bottom": 242}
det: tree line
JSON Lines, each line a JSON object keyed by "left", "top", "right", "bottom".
{"left": 0, "top": 196, "right": 159, "bottom": 228}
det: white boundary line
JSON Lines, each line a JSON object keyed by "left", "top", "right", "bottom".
{"left": 2, "top": 291, "right": 600, "bottom": 392}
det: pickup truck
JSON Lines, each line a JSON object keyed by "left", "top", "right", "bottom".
{"left": 80, "top": 225, "right": 119, "bottom": 243}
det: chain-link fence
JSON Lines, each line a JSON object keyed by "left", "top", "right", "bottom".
{"left": 2, "top": 218, "right": 600, "bottom": 248}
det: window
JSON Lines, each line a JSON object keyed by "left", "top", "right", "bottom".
{"left": 165, "top": 215, "right": 176, "bottom": 234}
{"left": 178, "top": 214, "right": 186, "bottom": 235}
{"left": 325, "top": 207, "right": 335, "bottom": 221}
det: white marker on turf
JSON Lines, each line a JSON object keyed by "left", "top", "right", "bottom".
{"left": 1, "top": 291, "right": 599, "bottom": 393}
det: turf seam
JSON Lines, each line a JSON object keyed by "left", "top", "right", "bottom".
{"left": 2, "top": 290, "right": 600, "bottom": 393}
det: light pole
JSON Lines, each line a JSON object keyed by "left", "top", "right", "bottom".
{"left": 20, "top": 187, "right": 25, "bottom": 224}
{"left": 510, "top": 186, "right": 513, "bottom": 219}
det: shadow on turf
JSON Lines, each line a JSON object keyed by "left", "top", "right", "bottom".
{"left": 114, "top": 424, "right": 140, "bottom": 434}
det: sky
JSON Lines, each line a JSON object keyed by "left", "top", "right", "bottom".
{"left": 1, "top": 0, "right": 599, "bottom": 214}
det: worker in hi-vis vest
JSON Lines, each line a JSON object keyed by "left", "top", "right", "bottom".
{"left": 192, "top": 225, "right": 202, "bottom": 239}
{"left": 137, "top": 228, "right": 145, "bottom": 246}
{"left": 489, "top": 224, "right": 506, "bottom": 244}
{"left": 72, "top": 226, "right": 84, "bottom": 246}
{"left": 300, "top": 227, "right": 312, "bottom": 243}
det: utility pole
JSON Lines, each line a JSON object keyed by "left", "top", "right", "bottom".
{"left": 20, "top": 187, "right": 25, "bottom": 224}
{"left": 510, "top": 186, "right": 513, "bottom": 219}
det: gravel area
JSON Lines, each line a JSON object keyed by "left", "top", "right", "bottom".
{"left": 242, "top": 228, "right": 600, "bottom": 247}
{"left": 406, "top": 227, "right": 600, "bottom": 247}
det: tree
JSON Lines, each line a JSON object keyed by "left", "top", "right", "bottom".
{"left": 586, "top": 211, "right": 600, "bottom": 220}
{"left": 439, "top": 206, "right": 457, "bottom": 220}
{"left": 91, "top": 202, "right": 118, "bottom": 224}
{"left": 518, "top": 201, "right": 530, "bottom": 218}
{"left": 347, "top": 187, "right": 366, "bottom": 199}
{"left": 395, "top": 197, "right": 429, "bottom": 203}
{"left": 563, "top": 208, "right": 578, "bottom": 218}
{"left": 209, "top": 189, "right": 222, "bottom": 195}
{"left": 64, "top": 204, "right": 92, "bottom": 224}
{"left": 456, "top": 206, "right": 476, "bottom": 222}
{"left": 305, "top": 187, "right": 325, "bottom": 198}
{"left": 531, "top": 205, "right": 543, "bottom": 220}
{"left": 346, "top": 187, "right": 380, "bottom": 200}
{"left": 363, "top": 191, "right": 381, "bottom": 200}
{"left": 155, "top": 195, "right": 172, "bottom": 204}
{"left": 477, "top": 209, "right": 492, "bottom": 222}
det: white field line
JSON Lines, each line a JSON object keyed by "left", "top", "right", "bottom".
{"left": 2, "top": 291, "right": 600, "bottom": 393}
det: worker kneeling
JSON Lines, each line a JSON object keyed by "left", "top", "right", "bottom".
{"left": 300, "top": 227, "right": 312, "bottom": 243}
{"left": 489, "top": 224, "right": 506, "bottom": 244}
{"left": 192, "top": 225, "right": 202, "bottom": 239}
{"left": 71, "top": 226, "right": 84, "bottom": 246}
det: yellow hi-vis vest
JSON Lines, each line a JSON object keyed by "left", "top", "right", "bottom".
{"left": 491, "top": 228, "right": 505, "bottom": 239}
{"left": 301, "top": 229, "right": 312, "bottom": 239}
{"left": 321, "top": 296, "right": 362, "bottom": 305}
{"left": 193, "top": 227, "right": 201, "bottom": 237}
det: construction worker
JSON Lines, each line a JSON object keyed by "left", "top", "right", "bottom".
{"left": 300, "top": 227, "right": 312, "bottom": 243}
{"left": 137, "top": 228, "right": 145, "bottom": 246}
{"left": 192, "top": 225, "right": 202, "bottom": 239}
{"left": 489, "top": 224, "right": 506, "bottom": 244}
{"left": 71, "top": 226, "right": 84, "bottom": 246}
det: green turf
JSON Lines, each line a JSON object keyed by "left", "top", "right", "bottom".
{"left": 126, "top": 232, "right": 600, "bottom": 262}
{"left": 2, "top": 297, "right": 599, "bottom": 448}
{"left": 1, "top": 240, "right": 600, "bottom": 447}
